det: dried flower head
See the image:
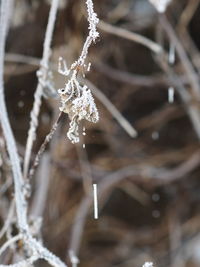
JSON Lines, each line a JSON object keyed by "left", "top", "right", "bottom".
{"left": 149, "top": 0, "right": 172, "bottom": 13}
{"left": 58, "top": 0, "right": 99, "bottom": 143}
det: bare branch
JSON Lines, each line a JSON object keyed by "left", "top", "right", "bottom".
{"left": 98, "top": 20, "right": 162, "bottom": 54}
{"left": 23, "top": 0, "right": 60, "bottom": 179}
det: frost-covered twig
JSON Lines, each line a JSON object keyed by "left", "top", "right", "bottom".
{"left": 0, "top": 255, "right": 39, "bottom": 267}
{"left": 0, "top": 1, "right": 67, "bottom": 267}
{"left": 23, "top": 0, "right": 59, "bottom": 179}
{"left": 58, "top": 0, "right": 99, "bottom": 143}
{"left": 0, "top": 0, "right": 29, "bottom": 235}
{"left": 0, "top": 234, "right": 22, "bottom": 256}
{"left": 0, "top": 200, "right": 15, "bottom": 239}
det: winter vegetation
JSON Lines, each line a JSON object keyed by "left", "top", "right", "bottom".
{"left": 1, "top": 0, "right": 200, "bottom": 266}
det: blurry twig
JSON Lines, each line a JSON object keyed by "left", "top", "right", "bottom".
{"left": 30, "top": 153, "right": 51, "bottom": 218}
{"left": 155, "top": 51, "right": 200, "bottom": 139}
{"left": 177, "top": 0, "right": 200, "bottom": 73}
{"left": 159, "top": 14, "right": 200, "bottom": 99}
{"left": 76, "top": 141, "right": 93, "bottom": 195}
{"left": 169, "top": 207, "right": 185, "bottom": 267}
{"left": 98, "top": 20, "right": 162, "bottom": 54}
{"left": 95, "top": 62, "right": 171, "bottom": 87}
{"left": 0, "top": 234, "right": 22, "bottom": 257}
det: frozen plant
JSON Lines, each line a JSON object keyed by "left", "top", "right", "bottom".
{"left": 148, "top": 0, "right": 172, "bottom": 13}
{"left": 58, "top": 0, "right": 99, "bottom": 143}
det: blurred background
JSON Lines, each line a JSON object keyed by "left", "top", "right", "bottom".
{"left": 1, "top": 0, "right": 200, "bottom": 266}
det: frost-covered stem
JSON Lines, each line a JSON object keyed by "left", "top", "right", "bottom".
{"left": 23, "top": 0, "right": 59, "bottom": 179}
{"left": 0, "top": 200, "right": 15, "bottom": 239}
{"left": 0, "top": 3, "right": 67, "bottom": 267}
{"left": 0, "top": 234, "right": 22, "bottom": 256}
{"left": 0, "top": 0, "right": 29, "bottom": 233}
{"left": 29, "top": 111, "right": 64, "bottom": 179}
{"left": 76, "top": 0, "right": 99, "bottom": 67}
{"left": 0, "top": 255, "right": 39, "bottom": 267}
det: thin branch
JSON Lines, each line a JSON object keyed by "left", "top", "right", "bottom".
{"left": 30, "top": 153, "right": 51, "bottom": 217}
{"left": 155, "top": 52, "right": 200, "bottom": 140}
{"left": 29, "top": 111, "right": 65, "bottom": 179}
{"left": 98, "top": 20, "right": 162, "bottom": 54}
{"left": 159, "top": 14, "right": 200, "bottom": 99}
{"left": 0, "top": 2, "right": 67, "bottom": 266}
{"left": 0, "top": 234, "right": 22, "bottom": 257}
{"left": 0, "top": 0, "right": 29, "bottom": 234}
{"left": 23, "top": 0, "right": 59, "bottom": 179}
{"left": 0, "top": 255, "right": 39, "bottom": 267}
{"left": 0, "top": 200, "right": 15, "bottom": 239}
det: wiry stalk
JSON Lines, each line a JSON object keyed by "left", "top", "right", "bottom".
{"left": 0, "top": 0, "right": 28, "bottom": 234}
{"left": 23, "top": 0, "right": 59, "bottom": 179}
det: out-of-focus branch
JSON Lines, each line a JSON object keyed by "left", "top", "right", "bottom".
{"left": 30, "top": 153, "right": 51, "bottom": 218}
{"left": 155, "top": 52, "right": 200, "bottom": 140}
{"left": 98, "top": 20, "right": 162, "bottom": 54}
{"left": 159, "top": 14, "right": 200, "bottom": 99}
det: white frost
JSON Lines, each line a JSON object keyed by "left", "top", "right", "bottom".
{"left": 58, "top": 0, "right": 99, "bottom": 144}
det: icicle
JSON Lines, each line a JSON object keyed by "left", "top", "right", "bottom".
{"left": 93, "top": 184, "right": 98, "bottom": 219}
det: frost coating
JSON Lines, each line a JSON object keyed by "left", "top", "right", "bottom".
{"left": 58, "top": 0, "right": 99, "bottom": 144}
{"left": 149, "top": 0, "right": 172, "bottom": 13}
